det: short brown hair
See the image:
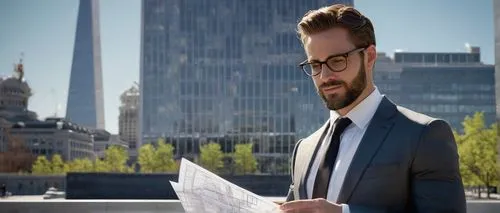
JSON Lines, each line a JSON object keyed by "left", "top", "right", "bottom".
{"left": 297, "top": 4, "right": 375, "bottom": 48}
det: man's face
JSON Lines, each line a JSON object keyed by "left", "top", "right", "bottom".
{"left": 303, "top": 27, "right": 367, "bottom": 111}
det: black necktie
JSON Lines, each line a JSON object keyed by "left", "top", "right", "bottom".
{"left": 312, "top": 117, "right": 352, "bottom": 199}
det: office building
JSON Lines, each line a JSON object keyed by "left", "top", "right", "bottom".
{"left": 10, "top": 118, "right": 95, "bottom": 161}
{"left": 66, "top": 0, "right": 105, "bottom": 129}
{"left": 140, "top": 0, "right": 352, "bottom": 173}
{"left": 493, "top": 0, "right": 500, "bottom": 165}
{"left": 374, "top": 48, "right": 495, "bottom": 132}
{"left": 119, "top": 84, "right": 139, "bottom": 154}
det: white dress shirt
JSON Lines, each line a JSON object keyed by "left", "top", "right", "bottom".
{"left": 306, "top": 87, "right": 384, "bottom": 213}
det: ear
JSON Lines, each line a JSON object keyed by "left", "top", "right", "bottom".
{"left": 365, "top": 45, "right": 377, "bottom": 69}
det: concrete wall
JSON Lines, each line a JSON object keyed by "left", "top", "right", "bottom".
{"left": 66, "top": 173, "right": 290, "bottom": 199}
{"left": 0, "top": 174, "right": 65, "bottom": 195}
{"left": 467, "top": 201, "right": 500, "bottom": 213}
{"left": 66, "top": 173, "right": 179, "bottom": 199}
{"left": 0, "top": 201, "right": 186, "bottom": 213}
{"left": 0, "top": 173, "right": 290, "bottom": 197}
{"left": 0, "top": 200, "right": 499, "bottom": 213}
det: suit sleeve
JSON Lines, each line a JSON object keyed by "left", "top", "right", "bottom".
{"left": 285, "top": 139, "right": 303, "bottom": 202}
{"left": 410, "top": 119, "right": 466, "bottom": 213}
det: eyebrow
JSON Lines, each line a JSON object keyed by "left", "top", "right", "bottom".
{"left": 308, "top": 52, "right": 346, "bottom": 63}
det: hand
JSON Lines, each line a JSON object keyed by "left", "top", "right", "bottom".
{"left": 280, "top": 198, "right": 343, "bottom": 213}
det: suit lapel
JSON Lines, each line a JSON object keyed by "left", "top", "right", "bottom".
{"left": 337, "top": 97, "right": 398, "bottom": 203}
{"left": 295, "top": 121, "right": 330, "bottom": 199}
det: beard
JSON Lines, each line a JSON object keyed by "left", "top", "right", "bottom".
{"left": 316, "top": 63, "right": 367, "bottom": 111}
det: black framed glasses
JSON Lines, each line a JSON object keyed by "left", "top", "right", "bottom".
{"left": 299, "top": 47, "right": 365, "bottom": 76}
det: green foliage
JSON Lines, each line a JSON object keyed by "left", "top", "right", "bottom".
{"left": 67, "top": 158, "right": 94, "bottom": 172}
{"left": 138, "top": 138, "right": 177, "bottom": 173}
{"left": 233, "top": 143, "right": 257, "bottom": 174}
{"left": 199, "top": 142, "right": 224, "bottom": 173}
{"left": 93, "top": 158, "right": 108, "bottom": 172}
{"left": 102, "top": 145, "right": 130, "bottom": 173}
{"left": 456, "top": 112, "right": 499, "bottom": 198}
{"left": 153, "top": 138, "right": 177, "bottom": 172}
{"left": 32, "top": 155, "right": 51, "bottom": 174}
{"left": 50, "top": 154, "right": 66, "bottom": 174}
{"left": 30, "top": 146, "right": 133, "bottom": 174}
{"left": 138, "top": 143, "right": 156, "bottom": 173}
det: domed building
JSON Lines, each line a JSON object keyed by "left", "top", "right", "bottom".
{"left": 0, "top": 60, "right": 38, "bottom": 153}
{"left": 0, "top": 59, "right": 96, "bottom": 161}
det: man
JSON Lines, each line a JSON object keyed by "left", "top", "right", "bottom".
{"left": 280, "top": 4, "right": 466, "bottom": 213}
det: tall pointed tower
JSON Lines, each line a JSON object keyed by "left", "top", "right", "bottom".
{"left": 66, "top": 0, "right": 105, "bottom": 129}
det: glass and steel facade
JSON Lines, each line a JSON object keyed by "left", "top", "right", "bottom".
{"left": 66, "top": 0, "right": 105, "bottom": 129}
{"left": 375, "top": 51, "right": 496, "bottom": 132}
{"left": 140, "top": 0, "right": 353, "bottom": 173}
{"left": 394, "top": 52, "right": 481, "bottom": 64}
{"left": 399, "top": 66, "right": 495, "bottom": 130}
{"left": 493, "top": 0, "right": 500, "bottom": 165}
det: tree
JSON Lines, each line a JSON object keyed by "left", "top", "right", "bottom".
{"left": 102, "top": 145, "right": 130, "bottom": 173}
{"left": 138, "top": 143, "right": 156, "bottom": 173}
{"left": 93, "top": 158, "right": 108, "bottom": 172}
{"left": 458, "top": 138, "right": 481, "bottom": 188}
{"left": 457, "top": 112, "right": 499, "bottom": 199}
{"left": 233, "top": 143, "right": 257, "bottom": 174}
{"left": 32, "top": 155, "right": 51, "bottom": 174}
{"left": 0, "top": 128, "right": 35, "bottom": 173}
{"left": 67, "top": 158, "right": 94, "bottom": 172}
{"left": 50, "top": 154, "right": 67, "bottom": 174}
{"left": 199, "top": 142, "right": 224, "bottom": 173}
{"left": 153, "top": 138, "right": 177, "bottom": 172}
{"left": 138, "top": 138, "right": 178, "bottom": 173}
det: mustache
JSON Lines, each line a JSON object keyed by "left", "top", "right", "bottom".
{"left": 320, "top": 80, "right": 345, "bottom": 89}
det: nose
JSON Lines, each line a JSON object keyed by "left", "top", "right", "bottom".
{"left": 319, "top": 64, "right": 335, "bottom": 80}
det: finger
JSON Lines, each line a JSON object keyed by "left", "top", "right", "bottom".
{"left": 280, "top": 199, "right": 320, "bottom": 211}
{"left": 280, "top": 208, "right": 315, "bottom": 213}
{"left": 274, "top": 201, "right": 285, "bottom": 205}
{"left": 280, "top": 210, "right": 312, "bottom": 213}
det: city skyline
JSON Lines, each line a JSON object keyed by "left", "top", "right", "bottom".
{"left": 0, "top": 0, "right": 495, "bottom": 134}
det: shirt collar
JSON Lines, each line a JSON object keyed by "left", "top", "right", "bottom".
{"left": 330, "top": 87, "right": 384, "bottom": 130}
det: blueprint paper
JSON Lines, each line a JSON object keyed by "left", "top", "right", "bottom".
{"left": 170, "top": 158, "right": 279, "bottom": 213}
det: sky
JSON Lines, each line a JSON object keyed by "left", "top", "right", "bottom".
{"left": 0, "top": 0, "right": 495, "bottom": 134}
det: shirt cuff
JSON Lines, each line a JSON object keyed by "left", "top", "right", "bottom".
{"left": 341, "top": 204, "right": 350, "bottom": 213}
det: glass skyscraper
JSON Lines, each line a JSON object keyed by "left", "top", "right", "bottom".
{"left": 140, "top": 0, "right": 353, "bottom": 173}
{"left": 66, "top": 0, "right": 105, "bottom": 129}
{"left": 494, "top": 0, "right": 500, "bottom": 166}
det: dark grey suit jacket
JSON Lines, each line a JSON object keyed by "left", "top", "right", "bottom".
{"left": 286, "top": 97, "right": 466, "bottom": 213}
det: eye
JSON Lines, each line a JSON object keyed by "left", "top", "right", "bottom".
{"left": 329, "top": 57, "right": 345, "bottom": 63}
{"left": 310, "top": 63, "right": 321, "bottom": 69}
